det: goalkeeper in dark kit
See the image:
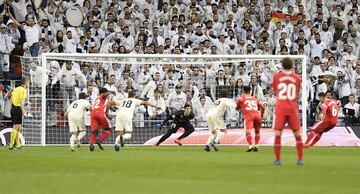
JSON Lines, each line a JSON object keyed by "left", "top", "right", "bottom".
{"left": 154, "top": 103, "right": 195, "bottom": 146}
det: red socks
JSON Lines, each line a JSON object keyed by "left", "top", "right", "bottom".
{"left": 99, "top": 130, "right": 111, "bottom": 142}
{"left": 90, "top": 133, "right": 96, "bottom": 144}
{"left": 305, "top": 131, "right": 315, "bottom": 145}
{"left": 296, "top": 136, "right": 303, "bottom": 161}
{"left": 255, "top": 133, "right": 260, "bottom": 145}
{"left": 309, "top": 133, "right": 322, "bottom": 147}
{"left": 274, "top": 135, "right": 281, "bottom": 161}
{"left": 246, "top": 132, "right": 252, "bottom": 146}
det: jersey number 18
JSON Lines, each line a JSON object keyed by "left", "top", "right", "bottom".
{"left": 122, "top": 100, "right": 133, "bottom": 108}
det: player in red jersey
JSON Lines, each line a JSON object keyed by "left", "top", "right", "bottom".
{"left": 272, "top": 58, "right": 303, "bottom": 166}
{"left": 89, "top": 88, "right": 112, "bottom": 151}
{"left": 304, "top": 92, "right": 339, "bottom": 147}
{"left": 236, "top": 86, "right": 265, "bottom": 152}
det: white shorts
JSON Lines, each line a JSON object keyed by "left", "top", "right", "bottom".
{"left": 68, "top": 113, "right": 85, "bottom": 133}
{"left": 206, "top": 114, "right": 226, "bottom": 132}
{"left": 115, "top": 114, "right": 133, "bottom": 132}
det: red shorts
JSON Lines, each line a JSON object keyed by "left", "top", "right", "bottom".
{"left": 90, "top": 112, "right": 111, "bottom": 132}
{"left": 244, "top": 113, "right": 262, "bottom": 130}
{"left": 273, "top": 111, "right": 300, "bottom": 130}
{"left": 311, "top": 120, "right": 336, "bottom": 133}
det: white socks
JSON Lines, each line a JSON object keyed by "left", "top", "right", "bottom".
{"left": 206, "top": 134, "right": 217, "bottom": 145}
{"left": 115, "top": 135, "right": 121, "bottom": 145}
{"left": 215, "top": 131, "right": 226, "bottom": 144}
{"left": 70, "top": 134, "right": 77, "bottom": 149}
{"left": 77, "top": 131, "right": 86, "bottom": 141}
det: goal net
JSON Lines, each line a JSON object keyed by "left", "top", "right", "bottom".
{"left": 20, "top": 53, "right": 307, "bottom": 146}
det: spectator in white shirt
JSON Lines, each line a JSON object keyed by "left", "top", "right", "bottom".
{"left": 319, "top": 22, "right": 333, "bottom": 47}
{"left": 344, "top": 94, "right": 360, "bottom": 117}
{"left": 167, "top": 84, "right": 186, "bottom": 113}
{"left": 0, "top": 24, "right": 9, "bottom": 80}
{"left": 249, "top": 74, "right": 264, "bottom": 101}
{"left": 141, "top": 71, "right": 162, "bottom": 99}
{"left": 310, "top": 33, "right": 327, "bottom": 59}
{"left": 9, "top": 12, "right": 40, "bottom": 57}
{"left": 148, "top": 89, "right": 166, "bottom": 120}
{"left": 51, "top": 62, "right": 87, "bottom": 111}
{"left": 29, "top": 62, "right": 43, "bottom": 94}
{"left": 113, "top": 84, "right": 128, "bottom": 101}
{"left": 193, "top": 96, "right": 212, "bottom": 127}
{"left": 334, "top": 70, "right": 351, "bottom": 106}
{"left": 341, "top": 46, "right": 357, "bottom": 66}
{"left": 103, "top": 75, "right": 117, "bottom": 94}
{"left": 64, "top": 31, "right": 77, "bottom": 53}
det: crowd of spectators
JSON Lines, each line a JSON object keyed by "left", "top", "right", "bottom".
{"left": 1, "top": 0, "right": 360, "bottom": 127}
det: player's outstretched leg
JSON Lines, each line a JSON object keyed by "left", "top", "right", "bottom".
{"left": 175, "top": 125, "right": 195, "bottom": 146}
{"left": 245, "top": 129, "right": 253, "bottom": 152}
{"left": 273, "top": 130, "right": 282, "bottom": 165}
{"left": 205, "top": 131, "right": 217, "bottom": 152}
{"left": 308, "top": 132, "right": 323, "bottom": 147}
{"left": 154, "top": 129, "right": 173, "bottom": 146}
{"left": 304, "top": 131, "right": 316, "bottom": 147}
{"left": 254, "top": 128, "right": 260, "bottom": 152}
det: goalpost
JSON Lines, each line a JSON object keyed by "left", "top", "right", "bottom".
{"left": 20, "top": 53, "right": 307, "bottom": 146}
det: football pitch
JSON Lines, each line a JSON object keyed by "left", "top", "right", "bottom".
{"left": 0, "top": 146, "right": 359, "bottom": 194}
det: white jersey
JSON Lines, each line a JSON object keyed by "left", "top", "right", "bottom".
{"left": 206, "top": 98, "right": 236, "bottom": 118}
{"left": 66, "top": 99, "right": 91, "bottom": 118}
{"left": 115, "top": 98, "right": 143, "bottom": 118}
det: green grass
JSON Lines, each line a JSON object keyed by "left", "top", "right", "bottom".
{"left": 0, "top": 146, "right": 359, "bottom": 194}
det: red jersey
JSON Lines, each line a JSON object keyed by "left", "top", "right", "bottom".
{"left": 91, "top": 96, "right": 109, "bottom": 114}
{"left": 272, "top": 71, "right": 301, "bottom": 114}
{"left": 236, "top": 94, "right": 265, "bottom": 117}
{"left": 321, "top": 99, "right": 339, "bottom": 124}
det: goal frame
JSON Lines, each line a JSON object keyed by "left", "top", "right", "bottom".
{"left": 40, "top": 53, "right": 307, "bottom": 146}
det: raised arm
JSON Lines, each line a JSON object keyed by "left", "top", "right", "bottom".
{"left": 8, "top": 11, "right": 24, "bottom": 29}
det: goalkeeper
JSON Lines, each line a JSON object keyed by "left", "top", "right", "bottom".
{"left": 154, "top": 103, "right": 195, "bottom": 146}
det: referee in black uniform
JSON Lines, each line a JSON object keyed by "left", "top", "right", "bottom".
{"left": 154, "top": 103, "right": 195, "bottom": 146}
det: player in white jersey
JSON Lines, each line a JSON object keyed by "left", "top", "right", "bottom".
{"left": 111, "top": 91, "right": 161, "bottom": 151}
{"left": 204, "top": 90, "right": 236, "bottom": 152}
{"left": 64, "top": 93, "right": 91, "bottom": 151}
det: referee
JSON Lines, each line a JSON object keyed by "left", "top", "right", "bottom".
{"left": 9, "top": 78, "right": 29, "bottom": 150}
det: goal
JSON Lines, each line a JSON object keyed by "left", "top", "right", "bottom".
{"left": 20, "top": 53, "right": 307, "bottom": 146}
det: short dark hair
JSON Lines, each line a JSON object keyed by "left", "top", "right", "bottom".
{"left": 220, "top": 90, "right": 229, "bottom": 98}
{"left": 184, "top": 103, "right": 192, "bottom": 109}
{"left": 282, "top": 57, "right": 293, "bottom": 70}
{"left": 99, "top": 88, "right": 109, "bottom": 94}
{"left": 243, "top": 86, "right": 251, "bottom": 93}
{"left": 78, "top": 93, "right": 87, "bottom": 99}
{"left": 21, "top": 77, "right": 29, "bottom": 85}
{"left": 318, "top": 92, "right": 326, "bottom": 98}
{"left": 128, "top": 90, "right": 136, "bottom": 98}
